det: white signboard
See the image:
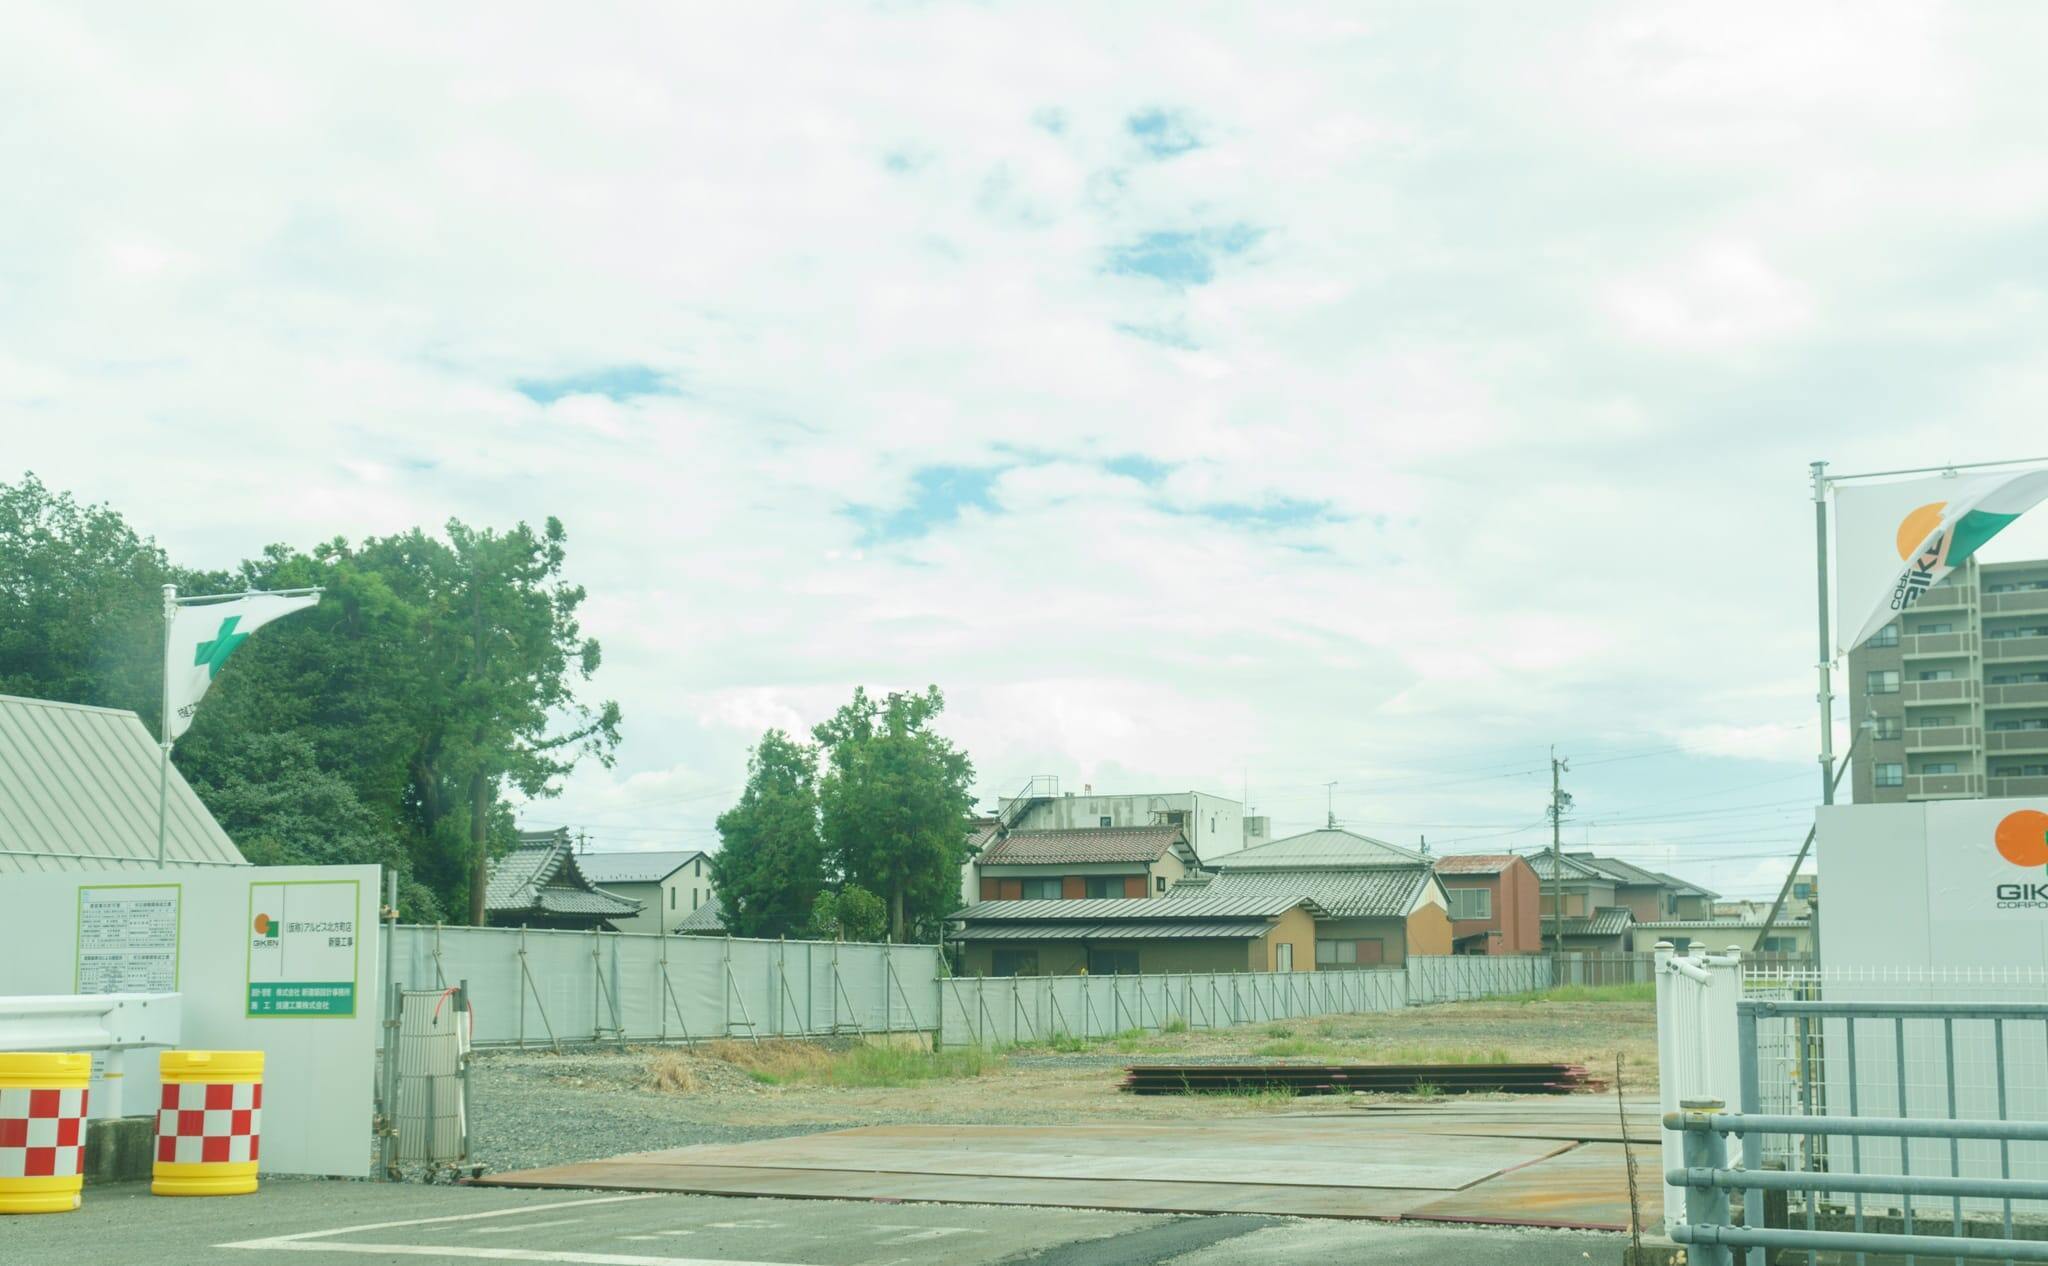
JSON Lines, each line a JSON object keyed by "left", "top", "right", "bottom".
{"left": 1819, "top": 799, "right": 2048, "bottom": 969}
{"left": 0, "top": 865, "right": 381, "bottom": 1177}
{"left": 247, "top": 879, "right": 360, "bottom": 1017}
{"left": 75, "top": 884, "right": 181, "bottom": 994}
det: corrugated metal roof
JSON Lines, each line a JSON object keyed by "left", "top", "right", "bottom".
{"left": 947, "top": 923, "right": 1104, "bottom": 941}
{"left": 977, "top": 826, "right": 1183, "bottom": 866}
{"left": 576, "top": 850, "right": 705, "bottom": 884}
{"left": 1433, "top": 853, "right": 1521, "bottom": 875}
{"left": 951, "top": 894, "right": 1317, "bottom": 922}
{"left": 1527, "top": 851, "right": 1612, "bottom": 882}
{"left": 1171, "top": 866, "right": 1432, "bottom": 918}
{"left": 0, "top": 694, "right": 248, "bottom": 873}
{"left": 1210, "top": 828, "right": 1424, "bottom": 869}
{"left": 1634, "top": 918, "right": 1807, "bottom": 930}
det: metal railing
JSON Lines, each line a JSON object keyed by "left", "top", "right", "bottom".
{"left": 1667, "top": 1100, "right": 2048, "bottom": 1265}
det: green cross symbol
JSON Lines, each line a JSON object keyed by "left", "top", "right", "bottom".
{"left": 194, "top": 615, "right": 249, "bottom": 679}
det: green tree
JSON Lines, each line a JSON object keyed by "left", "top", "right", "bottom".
{"left": 813, "top": 686, "right": 974, "bottom": 942}
{"left": 809, "top": 884, "right": 887, "bottom": 942}
{"left": 0, "top": 473, "right": 189, "bottom": 726}
{"left": 189, "top": 731, "right": 444, "bottom": 921}
{"left": 711, "top": 730, "right": 828, "bottom": 938}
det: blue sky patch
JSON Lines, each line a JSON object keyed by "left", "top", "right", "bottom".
{"left": 1127, "top": 108, "right": 1201, "bottom": 158}
{"left": 1188, "top": 497, "right": 1338, "bottom": 530}
{"left": 1103, "top": 454, "right": 1172, "bottom": 485}
{"left": 515, "top": 364, "right": 680, "bottom": 405}
{"left": 846, "top": 464, "right": 1005, "bottom": 545}
{"left": 1106, "top": 224, "right": 1262, "bottom": 287}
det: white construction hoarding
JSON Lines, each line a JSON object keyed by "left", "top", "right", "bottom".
{"left": 0, "top": 864, "right": 379, "bottom": 1176}
{"left": 1818, "top": 798, "right": 2048, "bottom": 968}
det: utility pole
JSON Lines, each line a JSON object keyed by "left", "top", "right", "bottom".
{"left": 1324, "top": 781, "right": 1338, "bottom": 830}
{"left": 1547, "top": 748, "right": 1571, "bottom": 971}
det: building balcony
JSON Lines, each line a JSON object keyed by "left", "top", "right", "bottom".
{"left": 1987, "top": 729, "right": 2048, "bottom": 754}
{"left": 1991, "top": 775, "right": 2048, "bottom": 798}
{"left": 1985, "top": 636, "right": 2048, "bottom": 663}
{"left": 1901, "top": 632, "right": 1979, "bottom": 658}
{"left": 1986, "top": 683, "right": 2048, "bottom": 709}
{"left": 1985, "top": 589, "right": 2048, "bottom": 617}
{"left": 1902, "top": 679, "right": 1980, "bottom": 704}
{"left": 1911, "top": 585, "right": 1976, "bottom": 612}
{"left": 1905, "top": 772, "right": 1985, "bottom": 799}
{"left": 1904, "top": 724, "right": 1982, "bottom": 753}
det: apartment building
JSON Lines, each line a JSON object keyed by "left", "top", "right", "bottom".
{"left": 1847, "top": 557, "right": 2048, "bottom": 802}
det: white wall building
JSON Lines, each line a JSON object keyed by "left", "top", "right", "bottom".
{"left": 574, "top": 849, "right": 712, "bottom": 935}
{"left": 994, "top": 781, "right": 1248, "bottom": 864}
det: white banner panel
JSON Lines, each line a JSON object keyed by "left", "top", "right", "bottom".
{"left": 0, "top": 864, "right": 379, "bottom": 1176}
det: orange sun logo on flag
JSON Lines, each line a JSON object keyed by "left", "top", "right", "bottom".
{"left": 1896, "top": 502, "right": 1948, "bottom": 560}
{"left": 1995, "top": 810, "right": 2048, "bottom": 868}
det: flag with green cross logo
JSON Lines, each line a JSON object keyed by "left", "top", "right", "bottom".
{"left": 164, "top": 592, "right": 321, "bottom": 741}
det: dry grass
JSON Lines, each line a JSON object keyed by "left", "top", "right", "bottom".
{"left": 643, "top": 1050, "right": 701, "bottom": 1093}
{"left": 668, "top": 1039, "right": 1000, "bottom": 1089}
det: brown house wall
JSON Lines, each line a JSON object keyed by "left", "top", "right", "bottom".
{"left": 1406, "top": 904, "right": 1452, "bottom": 956}
{"left": 1441, "top": 860, "right": 1542, "bottom": 955}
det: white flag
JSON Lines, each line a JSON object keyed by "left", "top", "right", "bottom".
{"left": 165, "top": 592, "right": 320, "bottom": 741}
{"left": 1835, "top": 469, "right": 2048, "bottom": 654}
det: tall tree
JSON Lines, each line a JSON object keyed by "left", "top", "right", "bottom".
{"left": 0, "top": 473, "right": 190, "bottom": 726}
{"left": 814, "top": 686, "right": 974, "bottom": 942}
{"left": 711, "top": 730, "right": 828, "bottom": 937}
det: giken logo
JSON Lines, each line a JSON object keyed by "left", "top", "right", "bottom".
{"left": 1994, "top": 810, "right": 2048, "bottom": 909}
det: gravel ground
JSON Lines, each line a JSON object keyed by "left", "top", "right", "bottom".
{"left": 461, "top": 999, "right": 1655, "bottom": 1176}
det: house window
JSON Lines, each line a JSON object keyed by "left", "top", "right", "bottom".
{"left": 1087, "top": 949, "right": 1138, "bottom": 975}
{"left": 1210, "top": 815, "right": 1216, "bottom": 833}
{"left": 1918, "top": 669, "right": 1956, "bottom": 682}
{"left": 1868, "top": 625, "right": 1899, "bottom": 648}
{"left": 1099, "top": 816, "right": 1113, "bottom": 827}
{"left": 992, "top": 949, "right": 1039, "bottom": 978}
{"left": 1760, "top": 937, "right": 1797, "bottom": 954}
{"left": 1155, "top": 876, "right": 1165, "bottom": 894}
{"left": 1083, "top": 876, "right": 1128, "bottom": 899}
{"left": 1316, "top": 940, "right": 1356, "bottom": 965}
{"left": 1917, "top": 622, "right": 1955, "bottom": 635}
{"left": 1871, "top": 717, "right": 1902, "bottom": 739}
{"left": 1867, "top": 670, "right": 1901, "bottom": 694}
{"left": 1019, "top": 877, "right": 1061, "bottom": 900}
{"left": 692, "top": 891, "right": 699, "bottom": 910}
{"left": 669, "top": 889, "right": 675, "bottom": 910}
{"left": 1875, "top": 762, "right": 1904, "bottom": 787}
{"left": 1792, "top": 883, "right": 1812, "bottom": 901}
{"left": 1922, "top": 762, "right": 1959, "bottom": 775}
{"left": 1447, "top": 888, "right": 1492, "bottom": 921}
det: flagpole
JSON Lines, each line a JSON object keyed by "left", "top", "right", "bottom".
{"left": 158, "top": 583, "right": 176, "bottom": 869}
{"left": 1811, "top": 461, "right": 1836, "bottom": 807}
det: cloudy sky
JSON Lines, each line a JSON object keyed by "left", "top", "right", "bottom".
{"left": 10, "top": 3, "right": 2048, "bottom": 898}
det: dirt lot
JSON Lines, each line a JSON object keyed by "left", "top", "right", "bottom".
{"left": 468, "top": 997, "right": 1656, "bottom": 1175}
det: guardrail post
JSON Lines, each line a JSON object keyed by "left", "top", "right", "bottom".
{"left": 1680, "top": 1099, "right": 1732, "bottom": 1266}
{"left": 1734, "top": 1003, "right": 1765, "bottom": 1266}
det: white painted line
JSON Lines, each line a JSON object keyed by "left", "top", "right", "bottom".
{"left": 220, "top": 1193, "right": 663, "bottom": 1245}
{"left": 219, "top": 1244, "right": 806, "bottom": 1266}
{"left": 216, "top": 1193, "right": 803, "bottom": 1266}
{"left": 475, "top": 1219, "right": 587, "bottom": 1235}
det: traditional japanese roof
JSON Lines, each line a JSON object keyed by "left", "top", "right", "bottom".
{"left": 675, "top": 893, "right": 725, "bottom": 933}
{"left": 1633, "top": 918, "right": 1807, "bottom": 931}
{"left": 576, "top": 849, "right": 705, "bottom": 885}
{"left": 1209, "top": 827, "right": 1424, "bottom": 869}
{"left": 0, "top": 694, "right": 249, "bottom": 873}
{"left": 963, "top": 819, "right": 1001, "bottom": 857}
{"left": 1433, "top": 853, "right": 1523, "bottom": 876}
{"left": 1558, "top": 906, "right": 1635, "bottom": 938}
{"left": 1526, "top": 851, "right": 1612, "bottom": 882}
{"left": 487, "top": 829, "right": 641, "bottom": 922}
{"left": 1558, "top": 851, "right": 1720, "bottom": 899}
{"left": 976, "top": 825, "right": 1186, "bottom": 866}
{"left": 1170, "top": 865, "right": 1440, "bottom": 919}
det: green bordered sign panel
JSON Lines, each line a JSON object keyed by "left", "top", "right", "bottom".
{"left": 247, "top": 879, "right": 361, "bottom": 1017}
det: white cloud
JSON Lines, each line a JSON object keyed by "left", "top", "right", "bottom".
{"left": 9, "top": 2, "right": 2048, "bottom": 899}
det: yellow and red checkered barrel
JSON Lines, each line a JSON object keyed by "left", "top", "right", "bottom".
{"left": 0, "top": 1052, "right": 91, "bottom": 1215}
{"left": 152, "top": 1050, "right": 263, "bottom": 1197}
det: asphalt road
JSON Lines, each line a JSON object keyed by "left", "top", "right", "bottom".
{"left": 0, "top": 1181, "right": 1626, "bottom": 1265}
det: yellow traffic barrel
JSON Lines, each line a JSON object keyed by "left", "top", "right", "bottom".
{"left": 0, "top": 1052, "right": 92, "bottom": 1214}
{"left": 153, "top": 1050, "right": 263, "bottom": 1197}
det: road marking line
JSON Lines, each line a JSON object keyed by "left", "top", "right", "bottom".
{"left": 219, "top": 1193, "right": 664, "bottom": 1245}
{"left": 876, "top": 1227, "right": 982, "bottom": 1243}
{"left": 219, "top": 1244, "right": 805, "bottom": 1266}
{"left": 475, "top": 1219, "right": 587, "bottom": 1235}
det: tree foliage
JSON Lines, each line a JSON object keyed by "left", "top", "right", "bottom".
{"left": 0, "top": 474, "right": 620, "bottom": 922}
{"left": 809, "top": 884, "right": 887, "bottom": 943}
{"left": 813, "top": 686, "right": 974, "bottom": 942}
{"left": 710, "top": 730, "right": 828, "bottom": 938}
